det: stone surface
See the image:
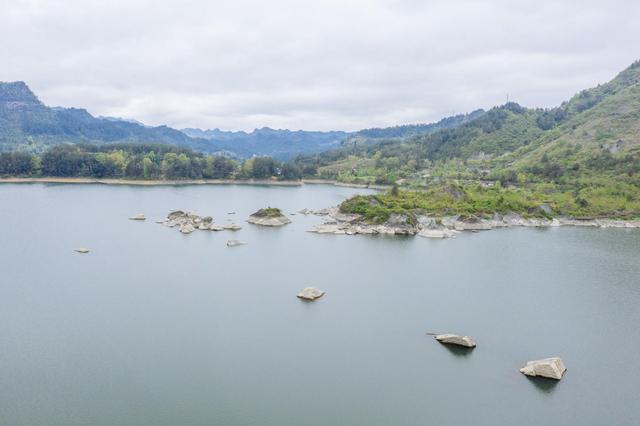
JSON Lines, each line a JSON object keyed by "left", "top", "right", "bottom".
{"left": 418, "top": 229, "right": 458, "bottom": 239}
{"left": 223, "top": 223, "right": 242, "bottom": 231}
{"left": 297, "top": 287, "right": 325, "bottom": 301}
{"left": 434, "top": 334, "right": 477, "bottom": 348}
{"left": 520, "top": 357, "right": 567, "bottom": 380}
{"left": 179, "top": 223, "right": 195, "bottom": 234}
{"left": 129, "top": 213, "right": 146, "bottom": 220}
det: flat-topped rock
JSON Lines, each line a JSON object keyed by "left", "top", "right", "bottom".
{"left": 223, "top": 223, "right": 242, "bottom": 231}
{"left": 434, "top": 334, "right": 476, "bottom": 348}
{"left": 209, "top": 224, "right": 225, "bottom": 231}
{"left": 418, "top": 228, "right": 459, "bottom": 239}
{"left": 520, "top": 357, "right": 566, "bottom": 380}
{"left": 75, "top": 248, "right": 90, "bottom": 253}
{"left": 297, "top": 287, "right": 325, "bottom": 301}
{"left": 226, "top": 239, "right": 246, "bottom": 247}
{"left": 247, "top": 208, "right": 291, "bottom": 227}
{"left": 129, "top": 213, "right": 146, "bottom": 220}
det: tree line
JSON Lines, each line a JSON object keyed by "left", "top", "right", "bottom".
{"left": 0, "top": 143, "right": 303, "bottom": 180}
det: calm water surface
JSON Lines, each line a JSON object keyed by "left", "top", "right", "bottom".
{"left": 1, "top": 183, "right": 639, "bottom": 425}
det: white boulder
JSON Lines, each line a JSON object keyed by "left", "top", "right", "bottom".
{"left": 520, "top": 357, "right": 566, "bottom": 380}
{"left": 297, "top": 287, "right": 325, "bottom": 301}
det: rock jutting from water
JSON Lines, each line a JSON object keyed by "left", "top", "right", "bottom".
{"left": 308, "top": 207, "right": 640, "bottom": 239}
{"left": 75, "top": 248, "right": 90, "bottom": 253}
{"left": 226, "top": 239, "right": 246, "bottom": 247}
{"left": 247, "top": 207, "right": 292, "bottom": 227}
{"left": 160, "top": 211, "right": 234, "bottom": 233}
{"left": 520, "top": 357, "right": 567, "bottom": 380}
{"left": 223, "top": 223, "right": 242, "bottom": 231}
{"left": 434, "top": 334, "right": 477, "bottom": 348}
{"left": 129, "top": 213, "right": 146, "bottom": 221}
{"left": 297, "top": 287, "right": 325, "bottom": 301}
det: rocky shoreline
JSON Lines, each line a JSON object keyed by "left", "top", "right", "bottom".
{"left": 307, "top": 207, "right": 640, "bottom": 238}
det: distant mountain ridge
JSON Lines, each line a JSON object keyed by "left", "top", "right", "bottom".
{"left": 0, "top": 81, "right": 213, "bottom": 153}
{"left": 0, "top": 81, "right": 501, "bottom": 161}
{"left": 180, "top": 127, "right": 349, "bottom": 160}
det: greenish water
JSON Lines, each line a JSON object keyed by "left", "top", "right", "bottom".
{"left": 1, "top": 183, "right": 639, "bottom": 426}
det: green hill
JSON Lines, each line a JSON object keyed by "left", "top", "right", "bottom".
{"left": 297, "top": 60, "right": 640, "bottom": 219}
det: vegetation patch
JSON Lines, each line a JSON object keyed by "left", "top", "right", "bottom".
{"left": 252, "top": 207, "right": 284, "bottom": 217}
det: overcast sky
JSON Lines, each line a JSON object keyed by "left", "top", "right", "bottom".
{"left": 1, "top": 0, "right": 638, "bottom": 131}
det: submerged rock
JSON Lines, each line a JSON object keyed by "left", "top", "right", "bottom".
{"left": 298, "top": 208, "right": 313, "bottom": 215}
{"left": 434, "top": 334, "right": 476, "bottom": 348}
{"left": 520, "top": 357, "right": 566, "bottom": 380}
{"left": 75, "top": 248, "right": 90, "bottom": 254}
{"left": 418, "top": 228, "right": 459, "bottom": 239}
{"left": 223, "top": 223, "right": 242, "bottom": 231}
{"left": 247, "top": 208, "right": 292, "bottom": 227}
{"left": 297, "top": 287, "right": 325, "bottom": 301}
{"left": 129, "top": 213, "right": 146, "bottom": 221}
{"left": 226, "top": 239, "right": 246, "bottom": 247}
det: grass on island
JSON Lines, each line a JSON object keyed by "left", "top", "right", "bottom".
{"left": 252, "top": 207, "right": 284, "bottom": 217}
{"left": 339, "top": 181, "right": 640, "bottom": 224}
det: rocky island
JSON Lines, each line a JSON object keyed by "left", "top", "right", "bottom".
{"left": 308, "top": 188, "right": 640, "bottom": 239}
{"left": 160, "top": 210, "right": 234, "bottom": 233}
{"left": 247, "top": 207, "right": 291, "bottom": 227}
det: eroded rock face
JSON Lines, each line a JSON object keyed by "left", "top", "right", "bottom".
{"left": 297, "top": 287, "right": 325, "bottom": 301}
{"left": 247, "top": 209, "right": 291, "bottom": 227}
{"left": 520, "top": 357, "right": 566, "bottom": 380}
{"left": 435, "top": 334, "right": 477, "bottom": 348}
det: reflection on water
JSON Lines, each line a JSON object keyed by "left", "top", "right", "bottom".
{"left": 525, "top": 375, "right": 561, "bottom": 394}
{"left": 439, "top": 343, "right": 475, "bottom": 358}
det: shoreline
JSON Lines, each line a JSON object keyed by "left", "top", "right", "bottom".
{"left": 308, "top": 208, "right": 640, "bottom": 238}
{"left": 0, "top": 177, "right": 386, "bottom": 190}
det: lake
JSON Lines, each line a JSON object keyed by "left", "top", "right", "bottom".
{"left": 1, "top": 183, "right": 639, "bottom": 425}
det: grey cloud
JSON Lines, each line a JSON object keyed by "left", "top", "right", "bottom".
{"left": 1, "top": 0, "right": 638, "bottom": 131}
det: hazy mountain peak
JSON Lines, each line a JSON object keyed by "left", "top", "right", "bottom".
{"left": 0, "top": 81, "right": 42, "bottom": 105}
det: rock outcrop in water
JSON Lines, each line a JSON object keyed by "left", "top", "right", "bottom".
{"left": 247, "top": 208, "right": 291, "bottom": 227}
{"left": 160, "top": 210, "right": 236, "bottom": 233}
{"left": 129, "top": 213, "right": 146, "bottom": 221}
{"left": 297, "top": 287, "right": 325, "bottom": 301}
{"left": 308, "top": 207, "right": 640, "bottom": 239}
{"left": 520, "top": 357, "right": 567, "bottom": 380}
{"left": 226, "top": 239, "right": 246, "bottom": 247}
{"left": 434, "top": 334, "right": 477, "bottom": 348}
{"left": 74, "top": 247, "right": 90, "bottom": 253}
